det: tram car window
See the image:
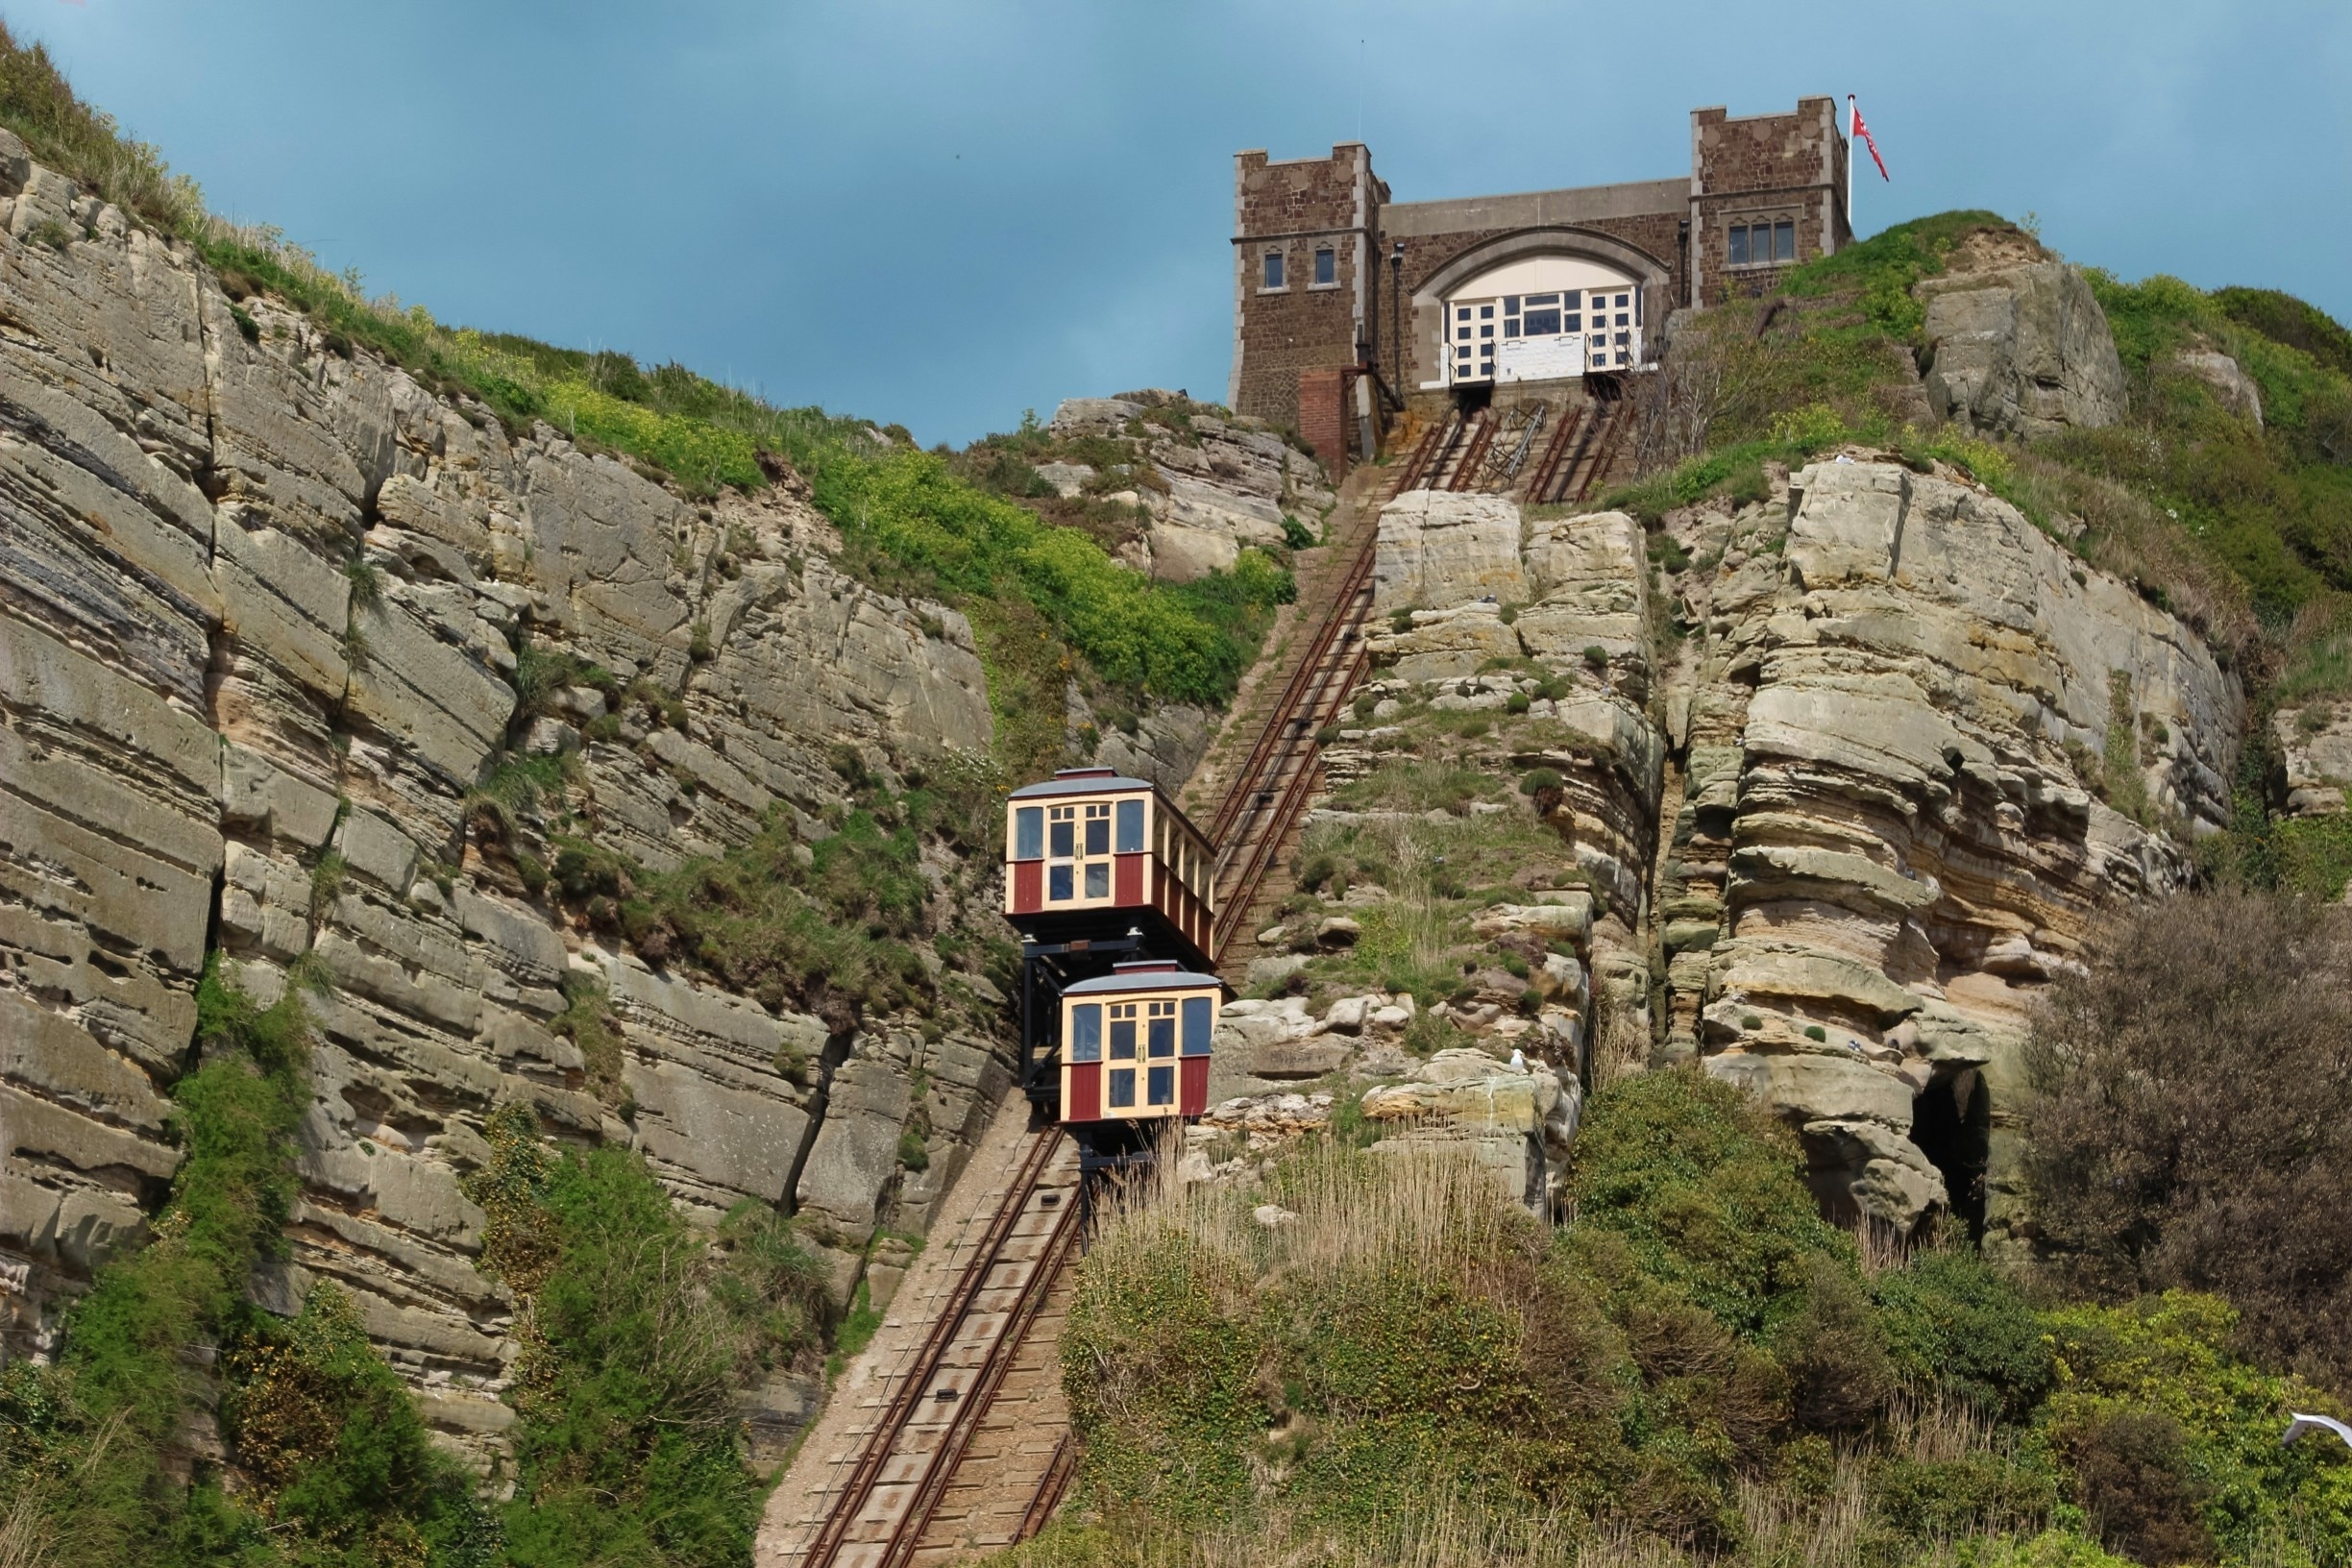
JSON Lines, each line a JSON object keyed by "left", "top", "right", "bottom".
{"left": 1059, "top": 961, "right": 1220, "bottom": 1123}
{"left": 1004, "top": 768, "right": 1217, "bottom": 970}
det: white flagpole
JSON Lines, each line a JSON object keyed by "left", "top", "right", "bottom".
{"left": 1846, "top": 96, "right": 1855, "bottom": 240}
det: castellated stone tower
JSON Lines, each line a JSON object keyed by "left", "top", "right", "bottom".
{"left": 1231, "top": 97, "right": 1852, "bottom": 467}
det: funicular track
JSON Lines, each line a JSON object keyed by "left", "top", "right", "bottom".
{"left": 771, "top": 390, "right": 1570, "bottom": 1564}
{"left": 1203, "top": 494, "right": 1381, "bottom": 960}
{"left": 1523, "top": 383, "right": 1630, "bottom": 505}
{"left": 766, "top": 1124, "right": 1084, "bottom": 1568}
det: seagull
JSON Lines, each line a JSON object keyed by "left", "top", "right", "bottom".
{"left": 1508, "top": 1048, "right": 1527, "bottom": 1070}
{"left": 2284, "top": 1413, "right": 2352, "bottom": 1451}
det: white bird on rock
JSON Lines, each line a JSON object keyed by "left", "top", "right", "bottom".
{"left": 2284, "top": 1412, "right": 2352, "bottom": 1451}
{"left": 1508, "top": 1048, "right": 1526, "bottom": 1070}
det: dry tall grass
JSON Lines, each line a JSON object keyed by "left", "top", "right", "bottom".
{"left": 1050, "top": 1139, "right": 2055, "bottom": 1568}
{"left": 1092, "top": 1138, "right": 1537, "bottom": 1294}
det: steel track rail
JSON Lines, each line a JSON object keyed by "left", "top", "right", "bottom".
{"left": 1204, "top": 514, "right": 1384, "bottom": 851}
{"left": 1570, "top": 399, "right": 1629, "bottom": 502}
{"left": 873, "top": 1170, "right": 1086, "bottom": 1568}
{"left": 798, "top": 1127, "right": 1067, "bottom": 1568}
{"left": 1212, "top": 637, "right": 1372, "bottom": 958}
{"left": 1446, "top": 412, "right": 1496, "bottom": 492}
{"left": 1016, "top": 1434, "right": 1078, "bottom": 1544}
{"left": 1525, "top": 401, "right": 1588, "bottom": 503}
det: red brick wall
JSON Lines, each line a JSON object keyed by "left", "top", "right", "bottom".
{"left": 1296, "top": 366, "right": 1350, "bottom": 476}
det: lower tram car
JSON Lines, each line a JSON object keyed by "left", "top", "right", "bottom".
{"left": 1057, "top": 962, "right": 1220, "bottom": 1122}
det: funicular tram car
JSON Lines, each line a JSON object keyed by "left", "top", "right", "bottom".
{"left": 1003, "top": 767, "right": 1215, "bottom": 968}
{"left": 1001, "top": 769, "right": 1224, "bottom": 1164}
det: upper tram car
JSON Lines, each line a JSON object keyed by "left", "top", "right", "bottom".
{"left": 1002, "top": 768, "right": 1216, "bottom": 971}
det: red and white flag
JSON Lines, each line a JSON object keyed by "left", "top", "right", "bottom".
{"left": 1850, "top": 95, "right": 1890, "bottom": 182}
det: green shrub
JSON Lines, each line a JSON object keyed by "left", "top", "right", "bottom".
{"left": 466, "top": 1107, "right": 828, "bottom": 1568}
{"left": 1565, "top": 1067, "right": 1852, "bottom": 1336}
{"left": 1874, "top": 1246, "right": 2054, "bottom": 1421}
{"left": 2026, "top": 890, "right": 2352, "bottom": 1389}
{"left": 10, "top": 958, "right": 490, "bottom": 1563}
{"left": 1518, "top": 768, "right": 1562, "bottom": 796}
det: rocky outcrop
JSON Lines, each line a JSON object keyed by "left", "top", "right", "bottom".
{"left": 1657, "top": 457, "right": 2236, "bottom": 1240}
{"left": 1918, "top": 261, "right": 2126, "bottom": 439}
{"left": 0, "top": 134, "right": 1020, "bottom": 1457}
{"left": 1352, "top": 454, "right": 2239, "bottom": 1241}
{"left": 2172, "top": 348, "right": 2264, "bottom": 427}
{"left": 1360, "top": 1049, "right": 1580, "bottom": 1213}
{"left": 2272, "top": 701, "right": 2352, "bottom": 818}
{"left": 1048, "top": 390, "right": 1332, "bottom": 583}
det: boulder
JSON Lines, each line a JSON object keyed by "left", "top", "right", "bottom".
{"left": 1360, "top": 1049, "right": 1579, "bottom": 1212}
{"left": 1917, "top": 261, "right": 2126, "bottom": 438}
{"left": 1034, "top": 460, "right": 1095, "bottom": 498}
{"left": 1315, "top": 915, "right": 1361, "bottom": 948}
{"left": 1372, "top": 490, "right": 1527, "bottom": 612}
{"left": 2172, "top": 349, "right": 2263, "bottom": 426}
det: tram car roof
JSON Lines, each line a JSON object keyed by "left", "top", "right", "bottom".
{"left": 1062, "top": 959, "right": 1227, "bottom": 996}
{"left": 1008, "top": 768, "right": 1209, "bottom": 831}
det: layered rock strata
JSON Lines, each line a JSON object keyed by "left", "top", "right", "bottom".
{"left": 0, "top": 133, "right": 1176, "bottom": 1460}
{"left": 1355, "top": 462, "right": 2239, "bottom": 1242}
{"left": 1049, "top": 390, "right": 1333, "bottom": 583}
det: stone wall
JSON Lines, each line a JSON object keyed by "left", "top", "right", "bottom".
{"left": 1230, "top": 145, "right": 1383, "bottom": 430}
{"left": 1689, "top": 97, "right": 1850, "bottom": 306}
{"left": 1231, "top": 99, "right": 1852, "bottom": 423}
{"left": 0, "top": 132, "right": 1033, "bottom": 1461}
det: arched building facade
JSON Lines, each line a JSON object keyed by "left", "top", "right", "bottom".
{"left": 1229, "top": 97, "right": 1853, "bottom": 466}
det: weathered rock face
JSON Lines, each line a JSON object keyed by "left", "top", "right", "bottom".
{"left": 1360, "top": 1048, "right": 1580, "bottom": 1213}
{"left": 1372, "top": 491, "right": 1528, "bottom": 614}
{"left": 1662, "top": 458, "right": 2237, "bottom": 1241}
{"left": 2272, "top": 701, "right": 2352, "bottom": 818}
{"left": 1918, "top": 262, "right": 2127, "bottom": 439}
{"left": 1049, "top": 389, "right": 1332, "bottom": 583}
{"left": 1359, "top": 453, "right": 2241, "bottom": 1243}
{"left": 0, "top": 135, "right": 1018, "bottom": 1456}
{"left": 2172, "top": 349, "right": 2264, "bottom": 427}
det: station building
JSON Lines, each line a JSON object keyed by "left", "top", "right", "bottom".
{"left": 1229, "top": 97, "right": 1853, "bottom": 465}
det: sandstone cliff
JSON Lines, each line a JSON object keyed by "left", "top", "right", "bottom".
{"left": 0, "top": 129, "right": 1240, "bottom": 1462}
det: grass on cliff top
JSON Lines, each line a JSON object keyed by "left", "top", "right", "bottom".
{"left": 0, "top": 25, "right": 1290, "bottom": 728}
{"left": 1041, "top": 1067, "right": 2352, "bottom": 1568}
{"left": 1638, "top": 208, "right": 2352, "bottom": 679}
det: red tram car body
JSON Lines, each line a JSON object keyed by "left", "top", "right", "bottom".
{"left": 1002, "top": 768, "right": 1217, "bottom": 969}
{"left": 1057, "top": 962, "right": 1222, "bottom": 1123}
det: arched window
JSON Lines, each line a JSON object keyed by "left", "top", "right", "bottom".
{"left": 1262, "top": 251, "right": 1285, "bottom": 290}
{"left": 1439, "top": 253, "right": 1644, "bottom": 384}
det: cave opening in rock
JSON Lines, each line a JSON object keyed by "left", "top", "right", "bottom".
{"left": 1910, "top": 1066, "right": 1991, "bottom": 1240}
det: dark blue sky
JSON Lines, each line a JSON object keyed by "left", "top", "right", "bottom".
{"left": 12, "top": 0, "right": 2347, "bottom": 444}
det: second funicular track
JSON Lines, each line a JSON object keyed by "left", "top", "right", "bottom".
{"left": 1203, "top": 489, "right": 1385, "bottom": 960}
